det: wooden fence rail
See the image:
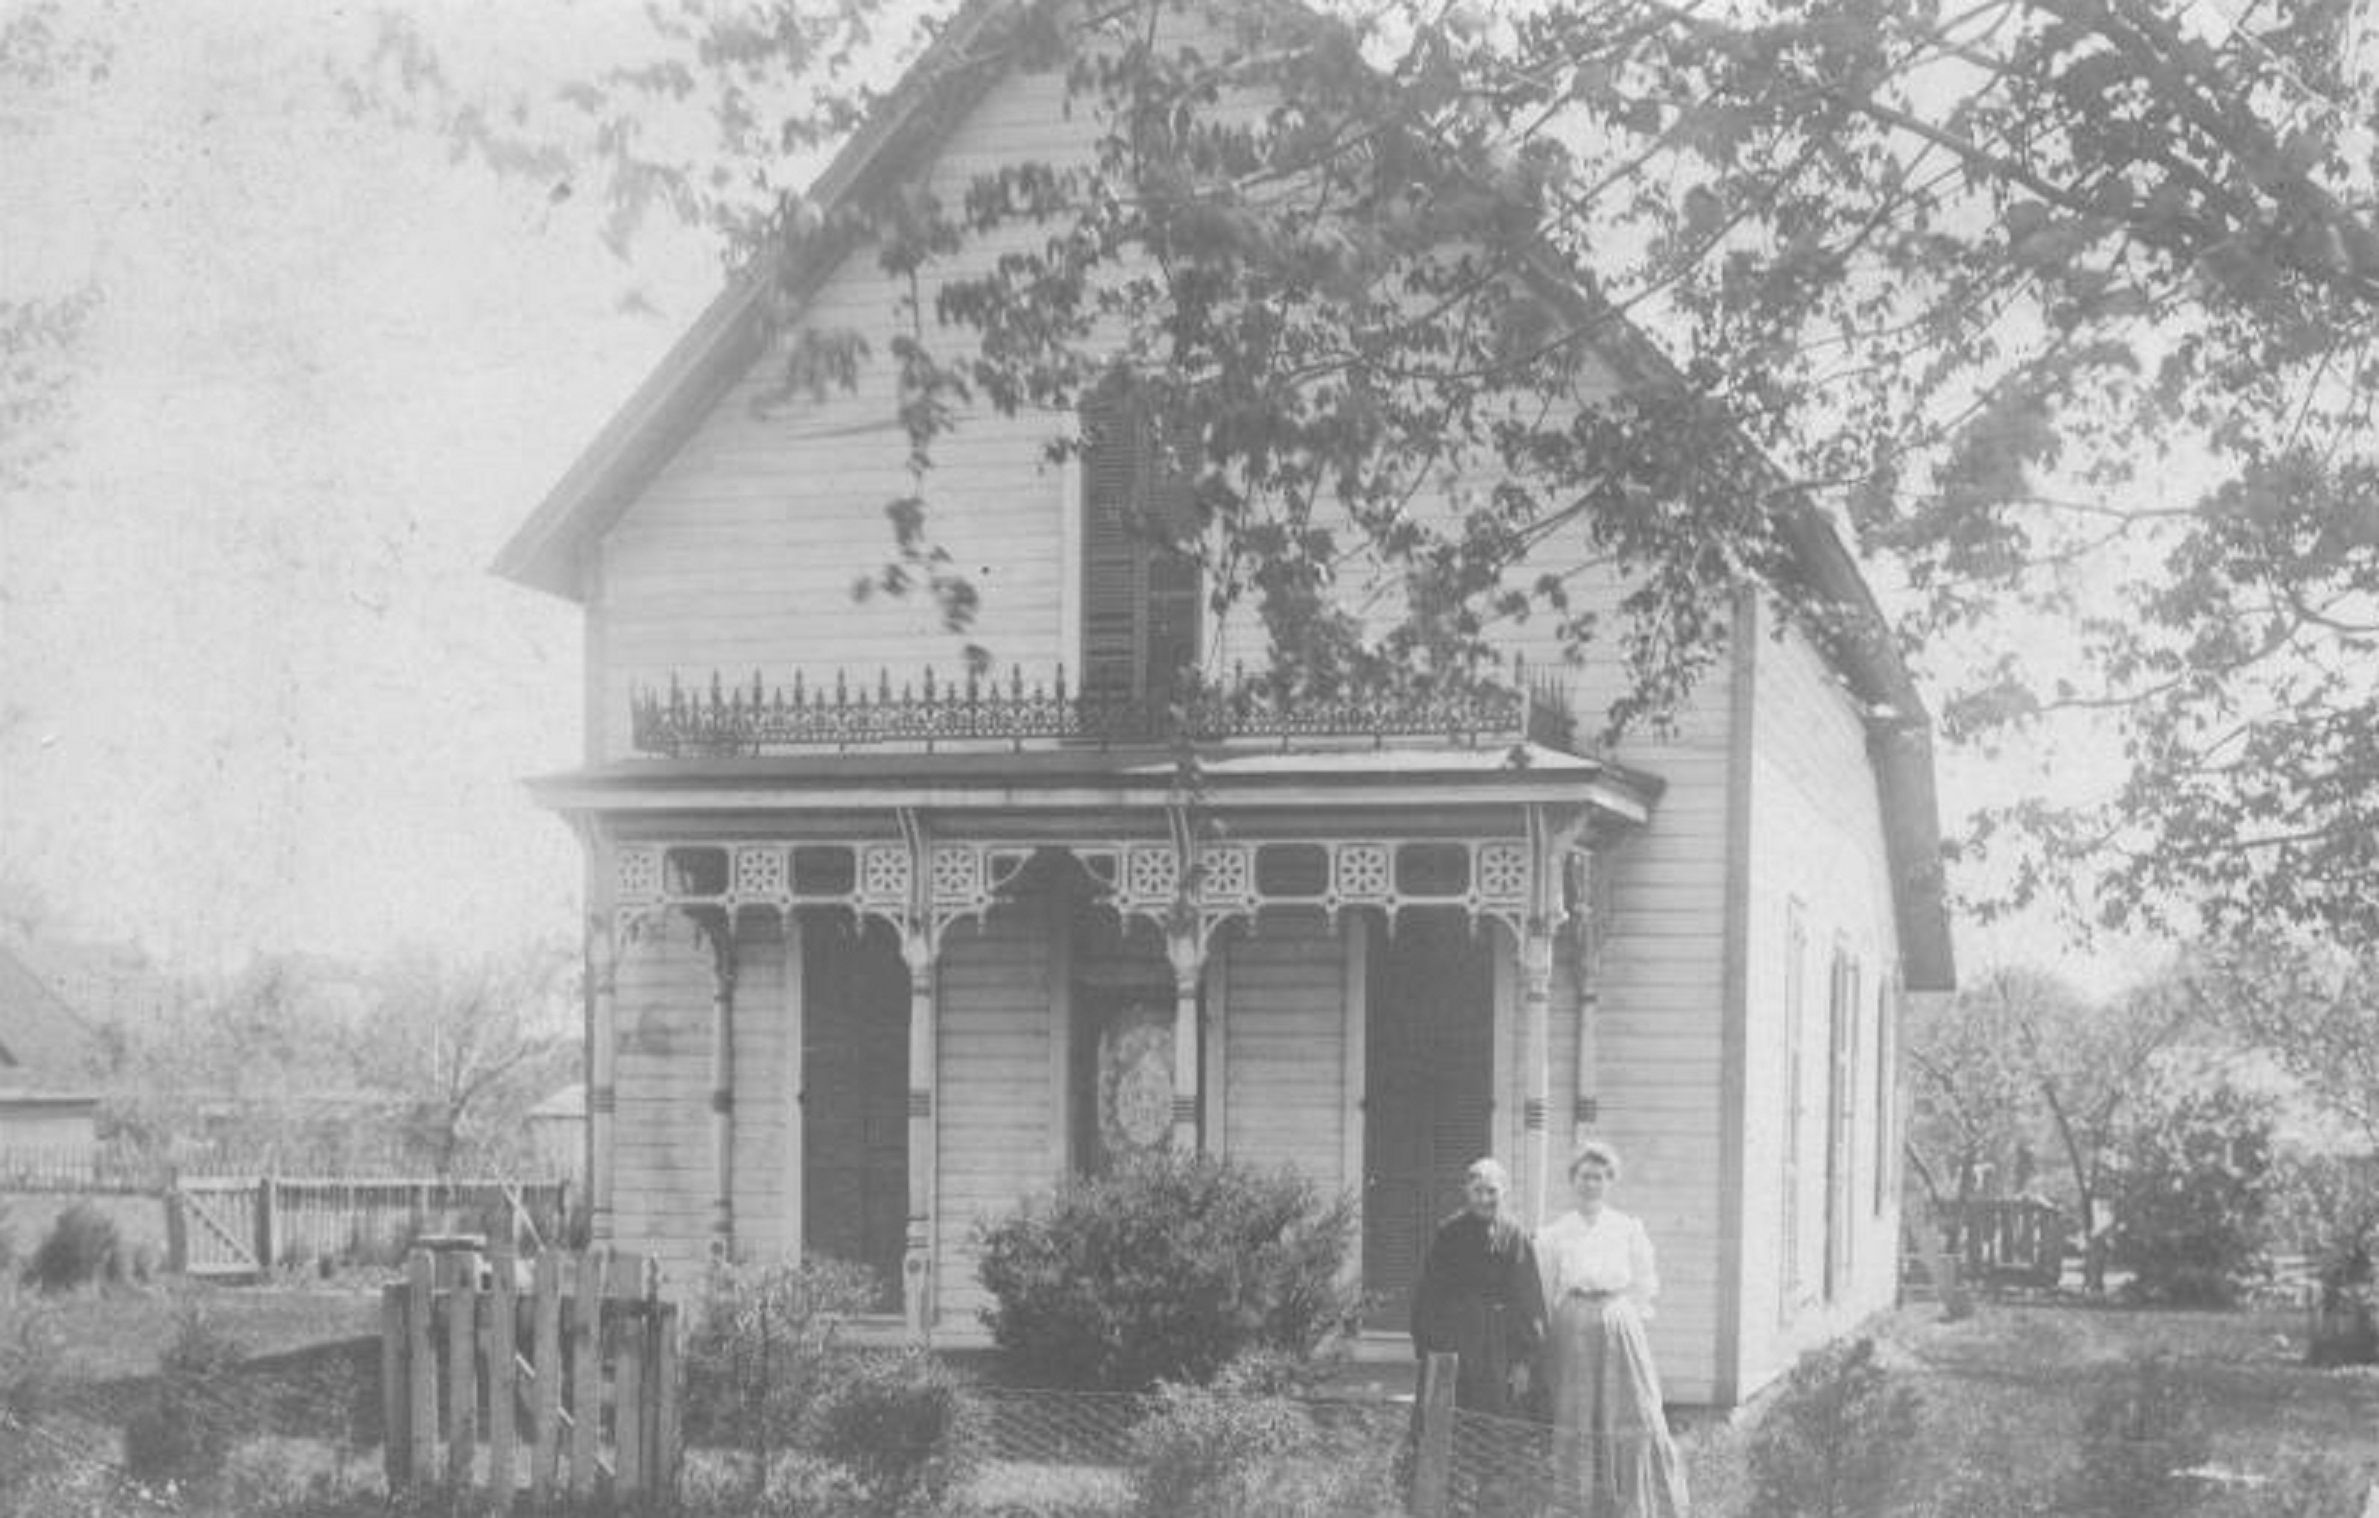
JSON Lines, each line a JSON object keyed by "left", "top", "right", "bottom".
{"left": 0, "top": 1143, "right": 170, "bottom": 1194}
{"left": 1939, "top": 1196, "right": 2069, "bottom": 1290}
{"left": 382, "top": 1245, "right": 680, "bottom": 1511}
{"left": 168, "top": 1176, "right": 570, "bottom": 1279}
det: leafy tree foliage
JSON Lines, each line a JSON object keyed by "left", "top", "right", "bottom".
{"left": 2101, "top": 1077, "right": 2277, "bottom": 1306}
{"left": 1904, "top": 965, "right": 2065, "bottom": 1215}
{"left": 1906, "top": 964, "right": 2204, "bottom": 1290}
{"left": 0, "top": 2, "right": 102, "bottom": 495}
{"left": 364, "top": 0, "right": 2379, "bottom": 936}
{"left": 101, "top": 940, "right": 575, "bottom": 1175}
{"left": 2184, "top": 934, "right": 2379, "bottom": 1151}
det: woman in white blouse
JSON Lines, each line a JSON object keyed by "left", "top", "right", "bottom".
{"left": 1535, "top": 1140, "right": 1689, "bottom": 1517}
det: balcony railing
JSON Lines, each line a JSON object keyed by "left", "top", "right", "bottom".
{"left": 630, "top": 662, "right": 1577, "bottom": 757}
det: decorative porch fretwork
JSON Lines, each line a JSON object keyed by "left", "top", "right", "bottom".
{"left": 614, "top": 833, "right": 1559, "bottom": 951}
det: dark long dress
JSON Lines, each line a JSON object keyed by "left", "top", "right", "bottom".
{"left": 1409, "top": 1209, "right": 1547, "bottom": 1413}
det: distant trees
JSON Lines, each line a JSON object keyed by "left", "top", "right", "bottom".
{"left": 97, "top": 938, "right": 577, "bottom": 1176}
{"left": 345, "top": 940, "right": 579, "bottom": 1175}
{"left": 1906, "top": 964, "right": 2209, "bottom": 1291}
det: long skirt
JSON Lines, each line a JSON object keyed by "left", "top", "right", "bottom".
{"left": 1545, "top": 1293, "right": 1689, "bottom": 1518}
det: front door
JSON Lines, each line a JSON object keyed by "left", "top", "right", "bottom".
{"left": 1362, "top": 910, "right": 1496, "bottom": 1330}
{"left": 802, "top": 913, "right": 908, "bottom": 1311}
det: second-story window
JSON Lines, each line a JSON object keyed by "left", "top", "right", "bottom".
{"left": 1080, "top": 385, "right": 1201, "bottom": 708}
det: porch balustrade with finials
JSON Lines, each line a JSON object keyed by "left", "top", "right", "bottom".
{"left": 628, "top": 661, "right": 1578, "bottom": 757}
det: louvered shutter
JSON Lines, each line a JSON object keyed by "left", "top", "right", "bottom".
{"left": 1080, "top": 387, "right": 1200, "bottom": 709}
{"left": 1080, "top": 394, "right": 1144, "bottom": 707}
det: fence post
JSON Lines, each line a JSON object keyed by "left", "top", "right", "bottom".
{"left": 445, "top": 1249, "right": 479, "bottom": 1489}
{"left": 407, "top": 1250, "right": 437, "bottom": 1485}
{"left": 255, "top": 1175, "right": 278, "bottom": 1277}
{"left": 1412, "top": 1351, "right": 1458, "bottom": 1518}
{"left": 654, "top": 1301, "right": 681, "bottom": 1495}
{"left": 616, "top": 1303, "right": 645, "bottom": 1495}
{"left": 164, "top": 1189, "right": 188, "bottom": 1276}
{"left": 489, "top": 1243, "right": 517, "bottom": 1514}
{"left": 380, "top": 1283, "right": 409, "bottom": 1494}
{"left": 568, "top": 1249, "right": 605, "bottom": 1500}
{"left": 531, "top": 1252, "right": 563, "bottom": 1508}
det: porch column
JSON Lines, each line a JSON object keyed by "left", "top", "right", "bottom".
{"left": 704, "top": 915, "right": 738, "bottom": 1255}
{"left": 1167, "top": 929, "right": 1206, "bottom": 1152}
{"left": 1571, "top": 848, "right": 1604, "bottom": 1149}
{"left": 901, "top": 926, "right": 939, "bottom": 1339}
{"left": 587, "top": 919, "right": 618, "bottom": 1245}
{"left": 1519, "top": 921, "right": 1555, "bottom": 1225}
{"left": 1521, "top": 805, "right": 1587, "bottom": 1224}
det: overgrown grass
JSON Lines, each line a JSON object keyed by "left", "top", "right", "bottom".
{"left": 1691, "top": 1299, "right": 2379, "bottom": 1518}
{"left": 15, "top": 1287, "right": 2376, "bottom": 1516}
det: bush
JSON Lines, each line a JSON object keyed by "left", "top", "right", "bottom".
{"left": 2102, "top": 1082, "right": 2277, "bottom": 1307}
{"left": 1745, "top": 1337, "right": 1923, "bottom": 1518}
{"left": 122, "top": 1300, "right": 248, "bottom": 1488}
{"left": 2057, "top": 1353, "right": 2208, "bottom": 1518}
{"left": 21, "top": 1201, "right": 123, "bottom": 1292}
{"left": 974, "top": 1152, "right": 1360, "bottom": 1390}
{"left": 1128, "top": 1357, "right": 1394, "bottom": 1518}
{"left": 682, "top": 1253, "right": 878, "bottom": 1470}
{"left": 0, "top": 1303, "right": 67, "bottom": 1505}
{"left": 805, "top": 1348, "right": 985, "bottom": 1518}
{"left": 2269, "top": 1149, "right": 2379, "bottom": 1363}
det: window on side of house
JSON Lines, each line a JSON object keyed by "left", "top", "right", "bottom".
{"left": 1824, "top": 946, "right": 1860, "bottom": 1302}
{"left": 1781, "top": 898, "right": 1807, "bottom": 1322}
{"left": 1874, "top": 971, "right": 1898, "bottom": 1217}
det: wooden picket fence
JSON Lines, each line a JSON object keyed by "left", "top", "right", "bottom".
{"left": 381, "top": 1245, "right": 681, "bottom": 1510}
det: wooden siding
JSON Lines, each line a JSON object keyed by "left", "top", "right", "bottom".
{"left": 1488, "top": 559, "right": 1734, "bottom": 1406}
{"left": 609, "top": 911, "right": 726, "bottom": 1287}
{"left": 730, "top": 911, "right": 800, "bottom": 1262}
{"left": 1219, "top": 919, "right": 1349, "bottom": 1193}
{"left": 1733, "top": 601, "right": 1905, "bottom": 1399}
{"left": 933, "top": 907, "right": 1058, "bottom": 1328}
{"left": 594, "top": 64, "right": 1099, "bottom": 760}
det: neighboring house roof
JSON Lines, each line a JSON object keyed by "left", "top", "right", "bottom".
{"left": 0, "top": 943, "right": 104, "bottom": 1096}
{"left": 8, "top": 936, "right": 177, "bottom": 1030}
{"left": 491, "top": 0, "right": 1953, "bottom": 992}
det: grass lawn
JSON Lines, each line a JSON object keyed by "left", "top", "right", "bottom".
{"left": 14, "top": 1279, "right": 2378, "bottom": 1515}
{"left": 1689, "top": 1296, "right": 2379, "bottom": 1518}
{"left": 13, "top": 1276, "right": 385, "bottom": 1384}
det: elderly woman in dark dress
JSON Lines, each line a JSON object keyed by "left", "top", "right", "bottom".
{"left": 1410, "top": 1157, "right": 1546, "bottom": 1414}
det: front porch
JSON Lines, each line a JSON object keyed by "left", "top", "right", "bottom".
{"left": 546, "top": 691, "right": 1660, "bottom": 1336}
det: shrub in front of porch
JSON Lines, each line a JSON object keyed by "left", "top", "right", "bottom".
{"left": 974, "top": 1153, "right": 1360, "bottom": 1392}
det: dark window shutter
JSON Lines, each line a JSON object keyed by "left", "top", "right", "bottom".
{"left": 1080, "top": 387, "right": 1200, "bottom": 706}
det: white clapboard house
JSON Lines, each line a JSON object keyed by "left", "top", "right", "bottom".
{"left": 493, "top": 0, "right": 1955, "bottom": 1405}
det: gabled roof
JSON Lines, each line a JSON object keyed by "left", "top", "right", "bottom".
{"left": 492, "top": 0, "right": 1020, "bottom": 600}
{"left": 492, "top": 0, "right": 1953, "bottom": 991}
{"left": 0, "top": 943, "right": 104, "bottom": 1095}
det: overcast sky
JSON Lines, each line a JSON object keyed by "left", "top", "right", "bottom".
{"left": 0, "top": 0, "right": 2158, "bottom": 990}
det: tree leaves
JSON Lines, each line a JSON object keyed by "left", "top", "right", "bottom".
{"left": 392, "top": 0, "right": 2379, "bottom": 940}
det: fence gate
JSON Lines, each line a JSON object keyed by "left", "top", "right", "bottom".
{"left": 382, "top": 1245, "right": 681, "bottom": 1512}
{"left": 167, "top": 1178, "right": 263, "bottom": 1279}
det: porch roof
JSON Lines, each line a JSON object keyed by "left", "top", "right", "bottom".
{"left": 525, "top": 740, "right": 1662, "bottom": 826}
